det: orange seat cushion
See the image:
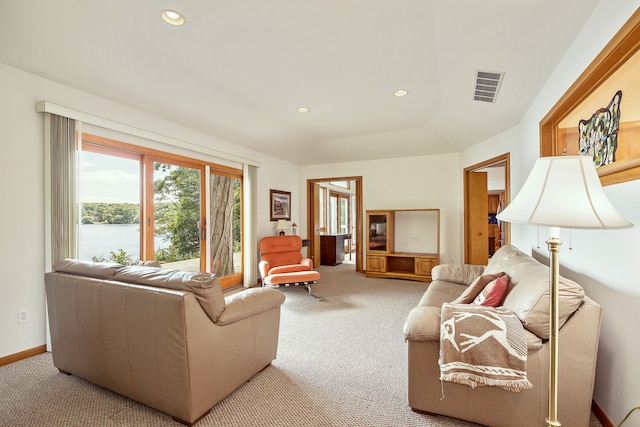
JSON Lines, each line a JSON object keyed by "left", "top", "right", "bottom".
{"left": 263, "top": 270, "right": 320, "bottom": 286}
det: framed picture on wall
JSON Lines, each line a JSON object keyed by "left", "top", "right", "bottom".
{"left": 540, "top": 9, "right": 640, "bottom": 186}
{"left": 270, "top": 189, "right": 291, "bottom": 221}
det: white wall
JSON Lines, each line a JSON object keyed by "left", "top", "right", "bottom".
{"left": 462, "top": 1, "right": 640, "bottom": 424}
{"left": 300, "top": 152, "right": 463, "bottom": 266}
{"left": 0, "top": 62, "right": 300, "bottom": 358}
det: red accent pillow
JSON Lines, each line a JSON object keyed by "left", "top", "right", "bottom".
{"left": 473, "top": 274, "right": 509, "bottom": 307}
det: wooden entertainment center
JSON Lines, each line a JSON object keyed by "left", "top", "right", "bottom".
{"left": 365, "top": 209, "right": 440, "bottom": 282}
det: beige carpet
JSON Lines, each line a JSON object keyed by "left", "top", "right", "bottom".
{"left": 0, "top": 263, "right": 603, "bottom": 426}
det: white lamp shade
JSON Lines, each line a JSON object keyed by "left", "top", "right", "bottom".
{"left": 275, "top": 220, "right": 288, "bottom": 230}
{"left": 497, "top": 156, "right": 632, "bottom": 229}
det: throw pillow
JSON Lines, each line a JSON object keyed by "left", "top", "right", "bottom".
{"left": 473, "top": 274, "right": 510, "bottom": 307}
{"left": 451, "top": 272, "right": 505, "bottom": 304}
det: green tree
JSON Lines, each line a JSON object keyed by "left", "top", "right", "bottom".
{"left": 92, "top": 248, "right": 133, "bottom": 265}
{"left": 154, "top": 164, "right": 200, "bottom": 261}
{"left": 233, "top": 180, "right": 241, "bottom": 252}
{"left": 81, "top": 202, "right": 140, "bottom": 225}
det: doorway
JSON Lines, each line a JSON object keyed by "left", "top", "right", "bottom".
{"left": 307, "top": 177, "right": 363, "bottom": 272}
{"left": 463, "top": 153, "right": 510, "bottom": 265}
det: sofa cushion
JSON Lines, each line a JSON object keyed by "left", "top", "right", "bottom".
{"left": 269, "top": 264, "right": 309, "bottom": 275}
{"left": 114, "top": 266, "right": 226, "bottom": 322}
{"left": 431, "top": 263, "right": 486, "bottom": 286}
{"left": 419, "top": 280, "right": 468, "bottom": 307}
{"left": 474, "top": 274, "right": 509, "bottom": 307}
{"left": 451, "top": 272, "right": 504, "bottom": 304}
{"left": 263, "top": 270, "right": 320, "bottom": 286}
{"left": 53, "top": 258, "right": 121, "bottom": 280}
{"left": 486, "top": 245, "right": 585, "bottom": 339}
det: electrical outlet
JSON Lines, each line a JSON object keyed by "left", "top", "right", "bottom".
{"left": 451, "top": 257, "right": 456, "bottom": 264}
{"left": 18, "top": 308, "right": 29, "bottom": 324}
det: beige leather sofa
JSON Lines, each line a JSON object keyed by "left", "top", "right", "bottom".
{"left": 403, "top": 245, "right": 602, "bottom": 427}
{"left": 45, "top": 259, "right": 286, "bottom": 425}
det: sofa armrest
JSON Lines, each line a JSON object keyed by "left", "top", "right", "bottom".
{"left": 431, "top": 263, "right": 485, "bottom": 286}
{"left": 403, "top": 305, "right": 442, "bottom": 342}
{"left": 216, "top": 288, "right": 285, "bottom": 326}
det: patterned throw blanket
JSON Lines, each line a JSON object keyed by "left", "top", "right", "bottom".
{"left": 439, "top": 303, "right": 532, "bottom": 392}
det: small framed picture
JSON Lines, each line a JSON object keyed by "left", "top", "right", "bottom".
{"left": 270, "top": 189, "right": 291, "bottom": 221}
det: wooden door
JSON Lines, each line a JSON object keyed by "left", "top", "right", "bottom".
{"left": 310, "top": 182, "right": 322, "bottom": 268}
{"left": 465, "top": 172, "right": 489, "bottom": 264}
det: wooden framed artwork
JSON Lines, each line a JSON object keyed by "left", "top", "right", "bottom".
{"left": 270, "top": 189, "right": 291, "bottom": 221}
{"left": 540, "top": 8, "right": 640, "bottom": 186}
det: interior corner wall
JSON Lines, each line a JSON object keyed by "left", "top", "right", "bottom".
{"left": 463, "top": 1, "right": 640, "bottom": 424}
{"left": 0, "top": 62, "right": 300, "bottom": 358}
{"left": 299, "top": 152, "right": 463, "bottom": 267}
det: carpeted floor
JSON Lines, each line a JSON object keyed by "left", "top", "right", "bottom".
{"left": 0, "top": 263, "right": 603, "bottom": 426}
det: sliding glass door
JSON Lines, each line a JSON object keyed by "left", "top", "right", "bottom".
{"left": 151, "top": 161, "right": 202, "bottom": 271}
{"left": 78, "top": 134, "right": 243, "bottom": 289}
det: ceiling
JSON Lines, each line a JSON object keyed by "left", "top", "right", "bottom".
{"left": 0, "top": 0, "right": 600, "bottom": 165}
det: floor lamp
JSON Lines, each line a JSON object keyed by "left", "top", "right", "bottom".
{"left": 497, "top": 156, "right": 632, "bottom": 427}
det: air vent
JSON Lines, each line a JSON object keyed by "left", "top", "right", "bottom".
{"left": 473, "top": 70, "right": 504, "bottom": 103}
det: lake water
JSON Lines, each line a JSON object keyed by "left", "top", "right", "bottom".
{"left": 79, "top": 224, "right": 168, "bottom": 262}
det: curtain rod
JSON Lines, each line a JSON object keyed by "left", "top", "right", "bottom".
{"left": 35, "top": 100, "right": 260, "bottom": 167}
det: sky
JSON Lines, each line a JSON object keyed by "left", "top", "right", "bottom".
{"left": 80, "top": 151, "right": 140, "bottom": 204}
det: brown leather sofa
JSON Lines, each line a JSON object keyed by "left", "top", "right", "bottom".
{"left": 403, "top": 245, "right": 602, "bottom": 427}
{"left": 45, "top": 259, "right": 286, "bottom": 425}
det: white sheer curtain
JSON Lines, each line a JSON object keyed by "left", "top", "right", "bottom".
{"left": 243, "top": 164, "right": 258, "bottom": 287}
{"left": 44, "top": 113, "right": 79, "bottom": 267}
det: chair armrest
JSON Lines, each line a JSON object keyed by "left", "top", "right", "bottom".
{"left": 301, "top": 258, "right": 313, "bottom": 269}
{"left": 403, "top": 305, "right": 442, "bottom": 342}
{"left": 215, "top": 288, "right": 285, "bottom": 326}
{"left": 431, "top": 263, "right": 486, "bottom": 286}
{"left": 258, "top": 260, "right": 270, "bottom": 279}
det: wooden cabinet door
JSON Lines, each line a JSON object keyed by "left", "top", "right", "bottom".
{"left": 366, "top": 255, "right": 386, "bottom": 272}
{"left": 366, "top": 211, "right": 393, "bottom": 254}
{"left": 415, "top": 257, "right": 436, "bottom": 276}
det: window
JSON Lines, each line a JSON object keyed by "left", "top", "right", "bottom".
{"left": 328, "top": 191, "right": 350, "bottom": 235}
{"left": 78, "top": 134, "right": 243, "bottom": 289}
{"left": 78, "top": 148, "right": 141, "bottom": 261}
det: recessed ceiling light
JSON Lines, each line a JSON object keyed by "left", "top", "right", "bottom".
{"left": 297, "top": 107, "right": 310, "bottom": 113}
{"left": 161, "top": 10, "right": 185, "bottom": 26}
{"left": 394, "top": 90, "right": 409, "bottom": 97}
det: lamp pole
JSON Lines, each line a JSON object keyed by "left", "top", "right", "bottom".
{"left": 546, "top": 229, "right": 562, "bottom": 427}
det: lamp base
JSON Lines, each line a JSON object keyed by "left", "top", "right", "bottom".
{"left": 545, "top": 418, "right": 561, "bottom": 427}
{"left": 279, "top": 231, "right": 285, "bottom": 236}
